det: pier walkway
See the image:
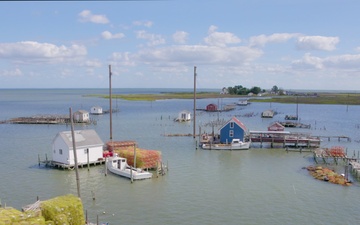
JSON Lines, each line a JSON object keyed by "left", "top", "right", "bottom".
{"left": 249, "top": 131, "right": 321, "bottom": 148}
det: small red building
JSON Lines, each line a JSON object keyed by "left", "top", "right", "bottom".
{"left": 206, "top": 104, "right": 218, "bottom": 112}
{"left": 268, "top": 122, "right": 285, "bottom": 131}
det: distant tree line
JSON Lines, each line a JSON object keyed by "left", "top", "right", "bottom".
{"left": 226, "top": 85, "right": 285, "bottom": 95}
{"left": 227, "top": 85, "right": 264, "bottom": 95}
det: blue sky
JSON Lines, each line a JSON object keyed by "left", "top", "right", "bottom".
{"left": 1, "top": 0, "right": 359, "bottom": 90}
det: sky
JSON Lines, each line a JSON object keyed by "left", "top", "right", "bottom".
{"left": 1, "top": 0, "right": 360, "bottom": 91}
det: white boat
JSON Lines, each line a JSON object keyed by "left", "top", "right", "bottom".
{"left": 237, "top": 99, "right": 249, "bottom": 106}
{"left": 106, "top": 154, "right": 152, "bottom": 180}
{"left": 201, "top": 139, "right": 251, "bottom": 150}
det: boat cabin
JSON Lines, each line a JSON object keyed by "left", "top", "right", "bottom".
{"left": 109, "top": 155, "right": 128, "bottom": 170}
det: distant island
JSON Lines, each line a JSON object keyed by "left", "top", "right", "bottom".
{"left": 86, "top": 90, "right": 360, "bottom": 105}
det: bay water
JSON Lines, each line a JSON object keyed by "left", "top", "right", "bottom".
{"left": 1, "top": 89, "right": 360, "bottom": 225}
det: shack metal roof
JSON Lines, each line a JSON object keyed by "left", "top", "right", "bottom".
{"left": 219, "top": 116, "right": 248, "bottom": 132}
{"left": 56, "top": 129, "right": 104, "bottom": 149}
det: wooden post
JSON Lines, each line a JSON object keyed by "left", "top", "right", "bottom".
{"left": 133, "top": 144, "right": 136, "bottom": 168}
{"left": 38, "top": 154, "right": 40, "bottom": 166}
{"left": 156, "top": 161, "right": 159, "bottom": 178}
{"left": 130, "top": 166, "right": 133, "bottom": 183}
{"left": 105, "top": 157, "right": 108, "bottom": 176}
{"left": 87, "top": 148, "right": 90, "bottom": 171}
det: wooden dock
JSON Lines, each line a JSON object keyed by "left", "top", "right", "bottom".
{"left": 249, "top": 131, "right": 321, "bottom": 148}
{"left": 316, "top": 135, "right": 351, "bottom": 142}
{"left": 1, "top": 115, "right": 96, "bottom": 125}
{"left": 38, "top": 154, "right": 105, "bottom": 170}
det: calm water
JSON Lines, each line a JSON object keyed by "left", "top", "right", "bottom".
{"left": 1, "top": 89, "right": 360, "bottom": 225}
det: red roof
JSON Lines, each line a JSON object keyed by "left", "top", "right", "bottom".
{"left": 219, "top": 116, "right": 248, "bottom": 131}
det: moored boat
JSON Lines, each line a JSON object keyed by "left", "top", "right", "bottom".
{"left": 201, "top": 138, "right": 251, "bottom": 150}
{"left": 106, "top": 154, "right": 153, "bottom": 180}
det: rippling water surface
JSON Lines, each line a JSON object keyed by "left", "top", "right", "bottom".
{"left": 1, "top": 89, "right": 360, "bottom": 225}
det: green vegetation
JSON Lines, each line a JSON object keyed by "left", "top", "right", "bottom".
{"left": 86, "top": 91, "right": 360, "bottom": 105}
{"left": 227, "top": 85, "right": 264, "bottom": 95}
{"left": 86, "top": 92, "right": 238, "bottom": 101}
{"left": 252, "top": 93, "right": 360, "bottom": 105}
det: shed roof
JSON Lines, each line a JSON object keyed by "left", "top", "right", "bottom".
{"left": 56, "top": 129, "right": 104, "bottom": 149}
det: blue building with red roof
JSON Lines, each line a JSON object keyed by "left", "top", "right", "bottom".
{"left": 219, "top": 117, "right": 249, "bottom": 144}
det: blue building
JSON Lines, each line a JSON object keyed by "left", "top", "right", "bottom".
{"left": 219, "top": 117, "right": 249, "bottom": 144}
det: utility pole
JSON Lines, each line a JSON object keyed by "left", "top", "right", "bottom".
{"left": 109, "top": 65, "right": 113, "bottom": 141}
{"left": 70, "top": 107, "right": 81, "bottom": 198}
{"left": 193, "top": 66, "right": 197, "bottom": 138}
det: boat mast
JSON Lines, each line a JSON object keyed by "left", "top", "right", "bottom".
{"left": 109, "top": 65, "right": 113, "bottom": 141}
{"left": 296, "top": 96, "right": 299, "bottom": 120}
{"left": 193, "top": 66, "right": 197, "bottom": 138}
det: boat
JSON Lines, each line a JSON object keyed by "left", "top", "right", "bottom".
{"left": 237, "top": 99, "right": 249, "bottom": 106}
{"left": 201, "top": 138, "right": 251, "bottom": 150}
{"left": 285, "top": 96, "right": 299, "bottom": 120}
{"left": 106, "top": 154, "right": 153, "bottom": 180}
{"left": 285, "top": 115, "right": 298, "bottom": 120}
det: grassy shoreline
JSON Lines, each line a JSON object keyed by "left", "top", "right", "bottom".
{"left": 85, "top": 92, "right": 360, "bottom": 105}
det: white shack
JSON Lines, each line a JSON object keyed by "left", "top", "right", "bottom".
{"left": 52, "top": 129, "right": 104, "bottom": 166}
{"left": 175, "top": 110, "right": 191, "bottom": 122}
{"left": 73, "top": 110, "right": 90, "bottom": 123}
{"left": 261, "top": 110, "right": 274, "bottom": 118}
{"left": 90, "top": 106, "right": 103, "bottom": 115}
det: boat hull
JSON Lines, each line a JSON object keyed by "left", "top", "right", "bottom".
{"left": 108, "top": 166, "right": 152, "bottom": 180}
{"left": 201, "top": 142, "right": 251, "bottom": 150}
{"left": 107, "top": 157, "right": 153, "bottom": 180}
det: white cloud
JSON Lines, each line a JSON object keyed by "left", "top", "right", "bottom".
{"left": 0, "top": 41, "right": 87, "bottom": 63}
{"left": 134, "top": 45, "right": 262, "bottom": 66}
{"left": 110, "top": 52, "right": 136, "bottom": 66}
{"left": 133, "top": 20, "right": 153, "bottom": 28}
{"left": 173, "top": 31, "right": 188, "bottom": 44}
{"left": 204, "top": 26, "right": 241, "bottom": 47}
{"left": 292, "top": 53, "right": 360, "bottom": 71}
{"left": 135, "top": 30, "right": 165, "bottom": 46}
{"left": 0, "top": 68, "right": 22, "bottom": 77}
{"left": 323, "top": 54, "right": 360, "bottom": 69}
{"left": 78, "top": 10, "right": 109, "bottom": 24}
{"left": 83, "top": 59, "right": 102, "bottom": 68}
{"left": 101, "top": 31, "right": 125, "bottom": 40}
{"left": 249, "top": 33, "right": 301, "bottom": 47}
{"left": 296, "top": 36, "right": 339, "bottom": 51}
{"left": 292, "top": 53, "right": 323, "bottom": 69}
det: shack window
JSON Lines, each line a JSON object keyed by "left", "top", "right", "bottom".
{"left": 59, "top": 149, "right": 63, "bottom": 155}
{"left": 230, "top": 122, "right": 234, "bottom": 128}
{"left": 229, "top": 130, "right": 234, "bottom": 137}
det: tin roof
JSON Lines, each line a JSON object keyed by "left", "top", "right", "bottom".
{"left": 57, "top": 129, "right": 104, "bottom": 149}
